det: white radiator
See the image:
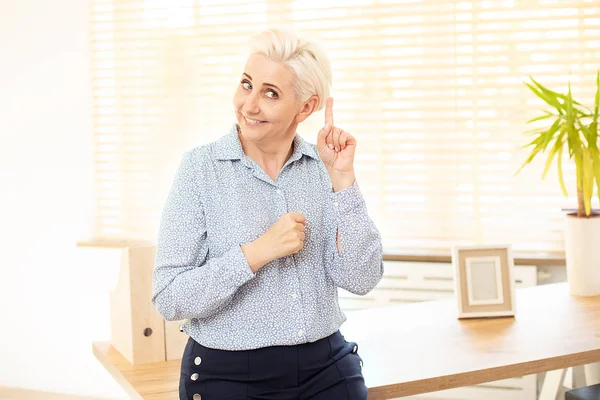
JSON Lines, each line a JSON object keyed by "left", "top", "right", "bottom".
{"left": 338, "top": 260, "right": 538, "bottom": 400}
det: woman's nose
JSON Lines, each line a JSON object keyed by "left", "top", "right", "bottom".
{"left": 243, "top": 91, "right": 260, "bottom": 114}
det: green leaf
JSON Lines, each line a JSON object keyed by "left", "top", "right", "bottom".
{"left": 595, "top": 70, "right": 600, "bottom": 125}
{"left": 530, "top": 76, "right": 590, "bottom": 112}
{"left": 566, "top": 83, "right": 583, "bottom": 161}
{"left": 574, "top": 151, "right": 583, "bottom": 198}
{"left": 542, "top": 118, "right": 562, "bottom": 149}
{"left": 591, "top": 121, "right": 599, "bottom": 149}
{"left": 526, "top": 111, "right": 557, "bottom": 124}
{"left": 580, "top": 120, "right": 598, "bottom": 152}
{"left": 520, "top": 134, "right": 544, "bottom": 149}
{"left": 582, "top": 147, "right": 593, "bottom": 216}
{"left": 591, "top": 70, "right": 600, "bottom": 152}
{"left": 515, "top": 147, "right": 542, "bottom": 175}
{"left": 522, "top": 126, "right": 553, "bottom": 136}
{"left": 580, "top": 121, "right": 593, "bottom": 146}
{"left": 517, "top": 117, "right": 563, "bottom": 176}
{"left": 566, "top": 82, "right": 573, "bottom": 116}
{"left": 542, "top": 131, "right": 565, "bottom": 180}
{"left": 515, "top": 133, "right": 552, "bottom": 175}
{"left": 525, "top": 81, "right": 564, "bottom": 114}
{"left": 557, "top": 143, "right": 568, "bottom": 197}
{"left": 591, "top": 147, "right": 600, "bottom": 206}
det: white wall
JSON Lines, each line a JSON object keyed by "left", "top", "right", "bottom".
{"left": 0, "top": 1, "right": 127, "bottom": 398}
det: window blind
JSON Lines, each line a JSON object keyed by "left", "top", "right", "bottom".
{"left": 89, "top": 0, "right": 600, "bottom": 254}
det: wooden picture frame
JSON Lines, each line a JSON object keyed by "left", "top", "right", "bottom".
{"left": 451, "top": 245, "right": 516, "bottom": 319}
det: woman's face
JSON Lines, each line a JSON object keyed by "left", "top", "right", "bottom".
{"left": 233, "top": 53, "right": 314, "bottom": 143}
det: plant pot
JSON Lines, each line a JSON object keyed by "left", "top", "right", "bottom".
{"left": 564, "top": 213, "right": 600, "bottom": 296}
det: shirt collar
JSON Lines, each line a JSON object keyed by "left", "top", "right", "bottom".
{"left": 213, "top": 124, "right": 320, "bottom": 163}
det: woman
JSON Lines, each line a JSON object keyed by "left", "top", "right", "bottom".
{"left": 151, "top": 28, "right": 384, "bottom": 400}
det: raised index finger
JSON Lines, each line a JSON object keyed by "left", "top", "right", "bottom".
{"left": 325, "top": 97, "right": 334, "bottom": 126}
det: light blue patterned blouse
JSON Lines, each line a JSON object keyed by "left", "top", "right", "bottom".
{"left": 151, "top": 124, "right": 384, "bottom": 351}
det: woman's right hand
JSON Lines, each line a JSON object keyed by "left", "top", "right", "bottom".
{"left": 263, "top": 212, "right": 307, "bottom": 260}
{"left": 241, "top": 212, "right": 307, "bottom": 272}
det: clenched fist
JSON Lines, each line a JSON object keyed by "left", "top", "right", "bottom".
{"left": 241, "top": 212, "right": 307, "bottom": 272}
{"left": 264, "top": 212, "right": 307, "bottom": 260}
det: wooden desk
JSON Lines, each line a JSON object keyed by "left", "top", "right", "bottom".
{"left": 93, "top": 282, "right": 600, "bottom": 399}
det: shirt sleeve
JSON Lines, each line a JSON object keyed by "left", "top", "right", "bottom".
{"left": 326, "top": 180, "right": 384, "bottom": 295}
{"left": 151, "top": 150, "right": 255, "bottom": 321}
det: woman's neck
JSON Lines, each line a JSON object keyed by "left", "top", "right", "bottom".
{"left": 237, "top": 127, "right": 295, "bottom": 180}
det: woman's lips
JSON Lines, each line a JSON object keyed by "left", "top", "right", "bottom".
{"left": 243, "top": 116, "right": 267, "bottom": 126}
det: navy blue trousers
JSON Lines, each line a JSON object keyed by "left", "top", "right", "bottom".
{"left": 179, "top": 330, "right": 367, "bottom": 400}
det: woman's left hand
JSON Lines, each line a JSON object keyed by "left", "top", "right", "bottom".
{"left": 317, "top": 97, "right": 356, "bottom": 173}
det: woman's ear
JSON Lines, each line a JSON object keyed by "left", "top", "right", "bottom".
{"left": 296, "top": 95, "right": 319, "bottom": 124}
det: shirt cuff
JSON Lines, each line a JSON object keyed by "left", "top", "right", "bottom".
{"left": 330, "top": 180, "right": 365, "bottom": 214}
{"left": 227, "top": 244, "right": 256, "bottom": 286}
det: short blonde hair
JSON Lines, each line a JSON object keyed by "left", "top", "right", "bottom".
{"left": 246, "top": 28, "right": 332, "bottom": 111}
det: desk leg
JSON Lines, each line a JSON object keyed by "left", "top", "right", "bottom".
{"left": 539, "top": 368, "right": 567, "bottom": 400}
{"left": 571, "top": 366, "right": 587, "bottom": 389}
{"left": 585, "top": 362, "right": 600, "bottom": 386}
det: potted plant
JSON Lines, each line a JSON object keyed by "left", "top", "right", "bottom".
{"left": 517, "top": 71, "right": 600, "bottom": 296}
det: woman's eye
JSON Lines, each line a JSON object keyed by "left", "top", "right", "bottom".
{"left": 266, "top": 90, "right": 278, "bottom": 99}
{"left": 241, "top": 80, "right": 252, "bottom": 90}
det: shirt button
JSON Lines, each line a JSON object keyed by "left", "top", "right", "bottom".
{"left": 291, "top": 293, "right": 298, "bottom": 299}
{"left": 190, "top": 373, "right": 199, "bottom": 381}
{"left": 193, "top": 394, "right": 202, "bottom": 400}
{"left": 194, "top": 356, "right": 202, "bottom": 365}
{"left": 333, "top": 201, "right": 339, "bottom": 207}
{"left": 298, "top": 330, "right": 304, "bottom": 337}
{"left": 276, "top": 189, "right": 283, "bottom": 195}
